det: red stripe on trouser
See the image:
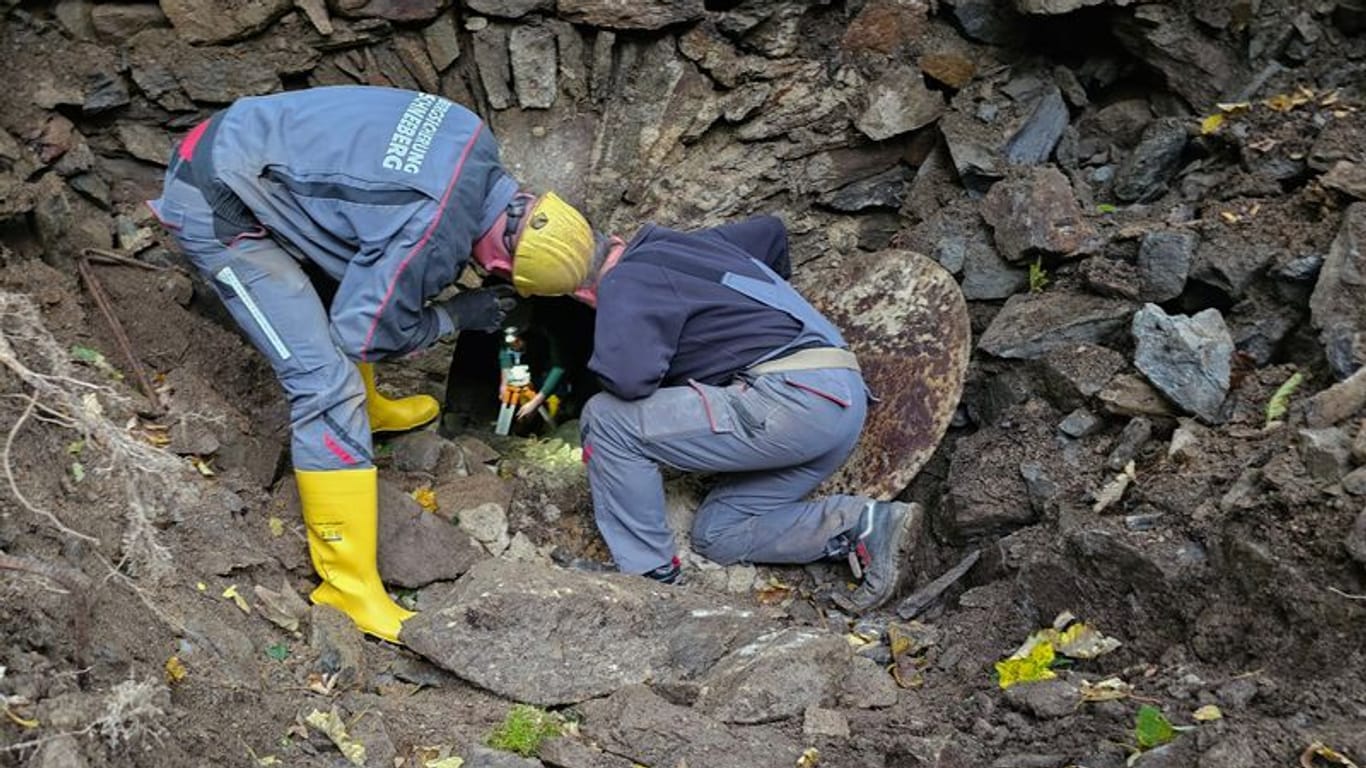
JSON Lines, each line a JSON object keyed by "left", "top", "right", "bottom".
{"left": 323, "top": 433, "right": 358, "bottom": 465}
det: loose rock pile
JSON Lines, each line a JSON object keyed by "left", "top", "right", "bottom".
{"left": 2, "top": 0, "right": 1366, "bottom": 766}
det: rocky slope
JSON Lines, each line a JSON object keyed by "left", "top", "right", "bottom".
{"left": 1, "top": 0, "right": 1365, "bottom": 766}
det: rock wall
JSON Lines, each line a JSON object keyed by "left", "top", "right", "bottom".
{"left": 3, "top": 0, "right": 1366, "bottom": 554}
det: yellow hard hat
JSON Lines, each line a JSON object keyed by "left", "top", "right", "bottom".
{"left": 510, "top": 192, "right": 593, "bottom": 296}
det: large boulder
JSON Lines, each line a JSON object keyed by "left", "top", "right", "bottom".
{"left": 400, "top": 560, "right": 773, "bottom": 705}
{"left": 1132, "top": 304, "right": 1233, "bottom": 423}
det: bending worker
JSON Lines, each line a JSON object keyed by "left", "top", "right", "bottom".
{"left": 576, "top": 215, "right": 918, "bottom": 614}
{"left": 148, "top": 86, "right": 594, "bottom": 643}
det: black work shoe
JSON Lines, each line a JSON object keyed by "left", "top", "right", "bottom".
{"left": 830, "top": 501, "right": 920, "bottom": 615}
{"left": 644, "top": 556, "right": 682, "bottom": 585}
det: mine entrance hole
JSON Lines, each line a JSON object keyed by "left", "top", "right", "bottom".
{"left": 443, "top": 296, "right": 599, "bottom": 439}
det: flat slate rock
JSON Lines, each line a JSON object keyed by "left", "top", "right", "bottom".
{"left": 694, "top": 628, "right": 850, "bottom": 724}
{"left": 580, "top": 685, "right": 802, "bottom": 768}
{"left": 1310, "top": 203, "right": 1366, "bottom": 379}
{"left": 979, "top": 291, "right": 1135, "bottom": 360}
{"left": 401, "top": 560, "right": 772, "bottom": 705}
{"left": 558, "top": 0, "right": 704, "bottom": 29}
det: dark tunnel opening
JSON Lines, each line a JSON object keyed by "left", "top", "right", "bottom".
{"left": 441, "top": 295, "right": 600, "bottom": 439}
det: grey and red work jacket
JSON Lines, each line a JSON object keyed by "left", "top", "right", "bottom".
{"left": 158, "top": 86, "right": 518, "bottom": 361}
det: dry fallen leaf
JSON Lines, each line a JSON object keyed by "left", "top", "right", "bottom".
{"left": 164, "top": 655, "right": 187, "bottom": 685}
{"left": 254, "top": 580, "right": 310, "bottom": 633}
{"left": 1192, "top": 704, "right": 1223, "bottom": 722}
{"left": 305, "top": 708, "right": 366, "bottom": 767}
{"left": 307, "top": 671, "right": 339, "bottom": 696}
{"left": 190, "top": 455, "right": 216, "bottom": 477}
{"left": 1301, "top": 742, "right": 1361, "bottom": 768}
{"left": 411, "top": 487, "right": 438, "bottom": 513}
{"left": 1092, "top": 461, "right": 1136, "bottom": 514}
{"left": 797, "top": 747, "right": 821, "bottom": 767}
{"left": 1080, "top": 677, "right": 1133, "bottom": 702}
{"left": 755, "top": 577, "right": 794, "bottom": 606}
{"left": 2, "top": 702, "right": 39, "bottom": 729}
{"left": 222, "top": 585, "right": 251, "bottom": 614}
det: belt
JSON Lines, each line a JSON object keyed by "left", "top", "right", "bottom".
{"left": 746, "top": 346, "right": 860, "bottom": 376}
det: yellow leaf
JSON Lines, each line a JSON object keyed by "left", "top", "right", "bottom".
{"left": 1193, "top": 704, "right": 1223, "bottom": 722}
{"left": 845, "top": 633, "right": 870, "bottom": 648}
{"left": 257, "top": 758, "right": 281, "bottom": 766}
{"left": 425, "top": 758, "right": 465, "bottom": 768}
{"left": 196, "top": 581, "right": 207, "bottom": 592}
{"left": 1215, "top": 101, "right": 1251, "bottom": 113}
{"left": 411, "top": 487, "right": 438, "bottom": 513}
{"left": 1200, "top": 114, "right": 1225, "bottom": 135}
{"left": 1220, "top": 211, "right": 1241, "bottom": 223}
{"left": 1265, "top": 89, "right": 1312, "bottom": 112}
{"left": 164, "top": 655, "right": 187, "bottom": 685}
{"left": 2, "top": 704, "right": 39, "bottom": 729}
{"left": 996, "top": 640, "right": 1057, "bottom": 689}
{"left": 222, "top": 585, "right": 251, "bottom": 614}
{"left": 798, "top": 747, "right": 821, "bottom": 767}
{"left": 755, "top": 577, "right": 794, "bottom": 606}
{"left": 190, "top": 456, "right": 216, "bottom": 477}
{"left": 267, "top": 516, "right": 285, "bottom": 538}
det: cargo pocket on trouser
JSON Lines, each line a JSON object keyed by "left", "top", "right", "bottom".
{"left": 637, "top": 382, "right": 736, "bottom": 444}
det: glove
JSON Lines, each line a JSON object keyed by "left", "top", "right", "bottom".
{"left": 439, "top": 285, "right": 518, "bottom": 333}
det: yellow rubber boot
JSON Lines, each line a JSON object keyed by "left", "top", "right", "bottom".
{"left": 358, "top": 362, "right": 439, "bottom": 434}
{"left": 297, "top": 467, "right": 414, "bottom": 644}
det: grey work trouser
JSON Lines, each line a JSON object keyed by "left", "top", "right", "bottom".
{"left": 151, "top": 172, "right": 372, "bottom": 471}
{"left": 580, "top": 367, "right": 871, "bottom": 574}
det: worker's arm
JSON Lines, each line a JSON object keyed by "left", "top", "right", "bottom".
{"left": 320, "top": 124, "right": 511, "bottom": 361}
{"left": 326, "top": 192, "right": 462, "bottom": 361}
{"left": 706, "top": 215, "right": 792, "bottom": 279}
{"left": 588, "top": 263, "right": 686, "bottom": 401}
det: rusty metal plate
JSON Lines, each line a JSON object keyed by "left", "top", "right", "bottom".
{"left": 808, "top": 250, "right": 971, "bottom": 500}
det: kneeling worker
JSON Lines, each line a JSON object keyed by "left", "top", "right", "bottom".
{"left": 149, "top": 86, "right": 594, "bottom": 643}
{"left": 577, "top": 215, "right": 918, "bottom": 614}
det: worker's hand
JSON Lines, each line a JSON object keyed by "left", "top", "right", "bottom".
{"left": 439, "top": 285, "right": 518, "bottom": 333}
{"left": 516, "top": 392, "right": 548, "bottom": 421}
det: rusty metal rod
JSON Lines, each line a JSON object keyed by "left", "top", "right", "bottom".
{"left": 76, "top": 257, "right": 163, "bottom": 413}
